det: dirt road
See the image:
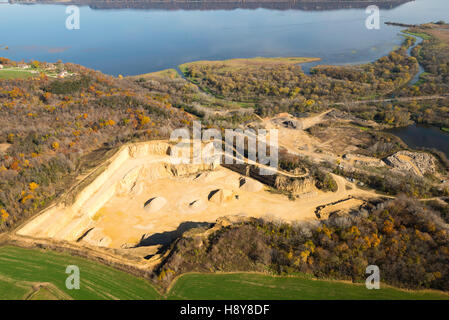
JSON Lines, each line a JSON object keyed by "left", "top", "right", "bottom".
{"left": 332, "top": 94, "right": 448, "bottom": 106}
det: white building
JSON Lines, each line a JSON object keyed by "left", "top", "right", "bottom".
{"left": 58, "top": 71, "right": 68, "bottom": 78}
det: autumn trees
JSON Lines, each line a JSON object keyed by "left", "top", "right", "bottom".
{"left": 157, "top": 196, "right": 449, "bottom": 291}
{"left": 179, "top": 37, "right": 418, "bottom": 120}
{"left": 0, "top": 61, "right": 192, "bottom": 231}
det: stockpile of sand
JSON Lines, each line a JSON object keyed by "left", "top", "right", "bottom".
{"left": 189, "top": 199, "right": 203, "bottom": 209}
{"left": 193, "top": 170, "right": 227, "bottom": 182}
{"left": 239, "top": 177, "right": 264, "bottom": 192}
{"left": 144, "top": 197, "right": 167, "bottom": 213}
{"left": 208, "top": 189, "right": 235, "bottom": 204}
{"left": 80, "top": 227, "right": 112, "bottom": 247}
{"left": 193, "top": 170, "right": 240, "bottom": 188}
{"left": 0, "top": 143, "right": 11, "bottom": 154}
{"left": 130, "top": 181, "right": 144, "bottom": 197}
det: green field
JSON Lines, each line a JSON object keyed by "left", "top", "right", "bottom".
{"left": 404, "top": 31, "right": 433, "bottom": 40}
{"left": 0, "top": 69, "right": 36, "bottom": 79}
{"left": 167, "top": 273, "right": 448, "bottom": 300}
{"left": 1, "top": 246, "right": 448, "bottom": 300}
{"left": 0, "top": 246, "right": 160, "bottom": 300}
{"left": 128, "top": 68, "right": 181, "bottom": 80}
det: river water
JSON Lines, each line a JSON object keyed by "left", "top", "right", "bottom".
{"left": 1, "top": 0, "right": 449, "bottom": 76}
{"left": 1, "top": 0, "right": 449, "bottom": 155}
{"left": 406, "top": 33, "right": 425, "bottom": 85}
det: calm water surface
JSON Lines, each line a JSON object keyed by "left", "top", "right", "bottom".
{"left": 388, "top": 125, "right": 449, "bottom": 158}
{"left": 0, "top": 0, "right": 449, "bottom": 75}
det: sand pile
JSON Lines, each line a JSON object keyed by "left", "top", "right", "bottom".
{"left": 130, "top": 181, "right": 144, "bottom": 197}
{"left": 194, "top": 170, "right": 226, "bottom": 182}
{"left": 144, "top": 197, "right": 167, "bottom": 213}
{"left": 208, "top": 189, "right": 235, "bottom": 204}
{"left": 239, "top": 177, "right": 264, "bottom": 192}
{"left": 0, "top": 143, "right": 11, "bottom": 154}
{"left": 194, "top": 170, "right": 240, "bottom": 188}
{"left": 80, "top": 228, "right": 112, "bottom": 247}
{"left": 189, "top": 199, "right": 203, "bottom": 209}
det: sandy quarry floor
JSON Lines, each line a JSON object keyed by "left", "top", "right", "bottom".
{"left": 17, "top": 139, "right": 379, "bottom": 250}
{"left": 18, "top": 109, "right": 395, "bottom": 251}
{"left": 94, "top": 168, "right": 310, "bottom": 248}
{"left": 93, "top": 168, "right": 374, "bottom": 248}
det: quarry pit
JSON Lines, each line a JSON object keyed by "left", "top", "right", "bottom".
{"left": 17, "top": 140, "right": 374, "bottom": 250}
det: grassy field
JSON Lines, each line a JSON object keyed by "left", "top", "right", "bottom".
{"left": 0, "top": 277, "right": 31, "bottom": 300}
{"left": 0, "top": 69, "right": 36, "bottom": 79}
{"left": 127, "top": 68, "right": 181, "bottom": 80}
{"left": 0, "top": 66, "right": 69, "bottom": 80}
{"left": 167, "top": 273, "right": 449, "bottom": 300}
{"left": 0, "top": 246, "right": 160, "bottom": 300}
{"left": 179, "top": 56, "right": 320, "bottom": 74}
{"left": 404, "top": 31, "right": 433, "bottom": 41}
{"left": 1, "top": 246, "right": 448, "bottom": 300}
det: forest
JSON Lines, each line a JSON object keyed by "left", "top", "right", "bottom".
{"left": 0, "top": 58, "right": 193, "bottom": 231}
{"left": 179, "top": 37, "right": 419, "bottom": 125}
{"left": 155, "top": 196, "right": 449, "bottom": 292}
{"left": 177, "top": 26, "right": 449, "bottom": 129}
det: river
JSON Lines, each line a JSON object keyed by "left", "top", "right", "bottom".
{"left": 1, "top": 0, "right": 449, "bottom": 76}
{"left": 406, "top": 33, "right": 425, "bottom": 86}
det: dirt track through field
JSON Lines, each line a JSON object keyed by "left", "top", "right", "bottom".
{"left": 332, "top": 94, "right": 449, "bottom": 106}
